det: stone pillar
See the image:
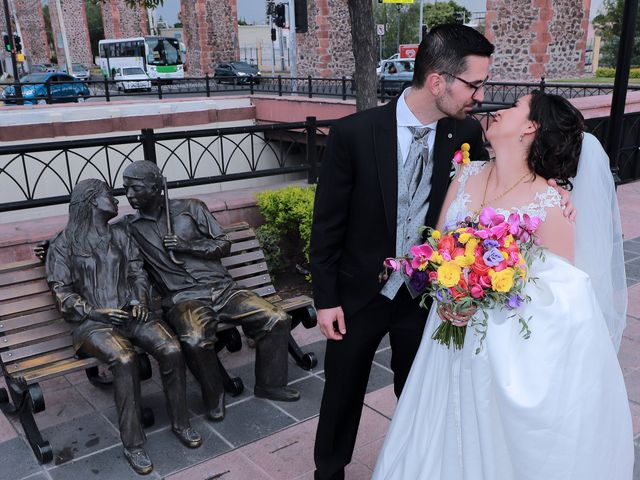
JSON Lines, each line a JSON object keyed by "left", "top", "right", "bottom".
{"left": 101, "top": 0, "right": 148, "bottom": 39}
{"left": 297, "top": 0, "right": 354, "bottom": 77}
{"left": 48, "top": 0, "right": 93, "bottom": 67}
{"left": 180, "top": 0, "right": 239, "bottom": 76}
{"left": 485, "top": 0, "right": 590, "bottom": 80}
{"left": 14, "top": 0, "right": 51, "bottom": 66}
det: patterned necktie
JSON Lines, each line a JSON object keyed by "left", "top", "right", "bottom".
{"left": 406, "top": 126, "right": 432, "bottom": 199}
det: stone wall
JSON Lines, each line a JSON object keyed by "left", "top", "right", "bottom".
{"left": 181, "top": 0, "right": 239, "bottom": 76}
{"left": 485, "top": 0, "right": 590, "bottom": 80}
{"left": 297, "top": 0, "right": 354, "bottom": 77}
{"left": 48, "top": 0, "right": 93, "bottom": 67}
{"left": 101, "top": 0, "right": 148, "bottom": 39}
{"left": 15, "top": 0, "right": 50, "bottom": 66}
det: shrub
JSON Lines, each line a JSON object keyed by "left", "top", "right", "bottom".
{"left": 595, "top": 67, "right": 640, "bottom": 78}
{"left": 255, "top": 185, "right": 316, "bottom": 276}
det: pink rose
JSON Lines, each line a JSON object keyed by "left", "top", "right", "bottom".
{"left": 470, "top": 284, "right": 485, "bottom": 298}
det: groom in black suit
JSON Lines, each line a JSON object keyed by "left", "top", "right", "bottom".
{"left": 310, "top": 24, "right": 494, "bottom": 479}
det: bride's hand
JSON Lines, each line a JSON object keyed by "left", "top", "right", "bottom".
{"left": 437, "top": 304, "right": 477, "bottom": 326}
{"left": 547, "top": 179, "right": 576, "bottom": 222}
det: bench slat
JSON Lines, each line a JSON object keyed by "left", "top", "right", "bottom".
{"left": 0, "top": 265, "right": 46, "bottom": 288}
{"left": 225, "top": 229, "right": 256, "bottom": 241}
{"left": 0, "top": 279, "right": 49, "bottom": 303}
{"left": 227, "top": 262, "right": 269, "bottom": 279}
{"left": 0, "top": 293, "right": 55, "bottom": 318}
{"left": 229, "top": 239, "right": 261, "bottom": 254}
{"left": 0, "top": 309, "right": 60, "bottom": 334}
{"left": 5, "top": 347, "right": 77, "bottom": 375}
{"left": 1, "top": 335, "right": 74, "bottom": 364}
{"left": 1, "top": 322, "right": 71, "bottom": 350}
{"left": 22, "top": 357, "right": 100, "bottom": 384}
{"left": 273, "top": 295, "right": 314, "bottom": 312}
{"left": 0, "top": 258, "right": 42, "bottom": 275}
{"left": 253, "top": 285, "right": 276, "bottom": 297}
{"left": 236, "top": 274, "right": 272, "bottom": 289}
{"left": 220, "top": 250, "right": 265, "bottom": 268}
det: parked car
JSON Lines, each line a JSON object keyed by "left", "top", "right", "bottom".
{"left": 1, "top": 72, "right": 90, "bottom": 105}
{"left": 62, "top": 63, "right": 91, "bottom": 81}
{"left": 214, "top": 61, "right": 261, "bottom": 85}
{"left": 378, "top": 59, "right": 415, "bottom": 95}
{"left": 31, "top": 63, "right": 58, "bottom": 73}
{"left": 114, "top": 66, "right": 152, "bottom": 92}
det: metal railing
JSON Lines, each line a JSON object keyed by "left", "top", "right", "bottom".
{"left": 0, "top": 117, "right": 331, "bottom": 212}
{"left": 2, "top": 75, "right": 638, "bottom": 106}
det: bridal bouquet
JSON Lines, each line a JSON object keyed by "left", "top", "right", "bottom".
{"left": 382, "top": 208, "right": 543, "bottom": 353}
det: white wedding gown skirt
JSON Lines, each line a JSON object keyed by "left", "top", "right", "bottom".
{"left": 372, "top": 253, "right": 634, "bottom": 480}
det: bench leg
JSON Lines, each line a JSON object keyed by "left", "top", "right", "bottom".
{"left": 0, "top": 377, "right": 53, "bottom": 464}
{"left": 216, "top": 356, "right": 244, "bottom": 397}
{"left": 288, "top": 334, "right": 318, "bottom": 371}
{"left": 289, "top": 305, "right": 318, "bottom": 330}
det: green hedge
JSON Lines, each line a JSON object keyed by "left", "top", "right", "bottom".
{"left": 596, "top": 67, "right": 640, "bottom": 78}
{"left": 255, "top": 185, "right": 316, "bottom": 277}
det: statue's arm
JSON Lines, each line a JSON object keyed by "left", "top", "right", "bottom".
{"left": 125, "top": 234, "right": 151, "bottom": 308}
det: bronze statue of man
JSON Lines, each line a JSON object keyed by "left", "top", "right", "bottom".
{"left": 120, "top": 161, "right": 300, "bottom": 421}
{"left": 46, "top": 179, "right": 202, "bottom": 475}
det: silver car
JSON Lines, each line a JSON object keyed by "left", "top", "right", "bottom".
{"left": 63, "top": 63, "right": 91, "bottom": 81}
{"left": 378, "top": 59, "right": 415, "bottom": 95}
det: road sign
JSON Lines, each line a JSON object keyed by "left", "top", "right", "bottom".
{"left": 383, "top": 0, "right": 414, "bottom": 3}
{"left": 400, "top": 44, "right": 419, "bottom": 58}
{"left": 376, "top": 24, "right": 385, "bottom": 36}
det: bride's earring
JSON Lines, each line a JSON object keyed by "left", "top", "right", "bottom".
{"left": 519, "top": 134, "right": 524, "bottom": 142}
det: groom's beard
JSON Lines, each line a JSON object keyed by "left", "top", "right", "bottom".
{"left": 435, "top": 94, "right": 476, "bottom": 120}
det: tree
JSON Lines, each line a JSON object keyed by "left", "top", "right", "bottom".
{"left": 85, "top": 0, "right": 104, "bottom": 58}
{"left": 42, "top": 5, "right": 55, "bottom": 62}
{"left": 592, "top": 0, "right": 640, "bottom": 67}
{"left": 347, "top": 0, "right": 378, "bottom": 111}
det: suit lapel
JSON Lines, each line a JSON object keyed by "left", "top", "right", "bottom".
{"left": 373, "top": 99, "right": 399, "bottom": 241}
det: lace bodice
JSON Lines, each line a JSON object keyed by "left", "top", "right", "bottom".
{"left": 444, "top": 162, "right": 562, "bottom": 228}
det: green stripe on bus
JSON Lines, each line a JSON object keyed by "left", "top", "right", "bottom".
{"left": 156, "top": 66, "right": 178, "bottom": 73}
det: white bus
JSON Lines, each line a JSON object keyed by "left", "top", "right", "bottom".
{"left": 97, "top": 36, "right": 185, "bottom": 80}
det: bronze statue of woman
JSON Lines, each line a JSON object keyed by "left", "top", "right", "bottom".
{"left": 45, "top": 179, "right": 202, "bottom": 475}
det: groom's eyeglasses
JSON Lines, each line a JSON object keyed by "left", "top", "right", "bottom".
{"left": 440, "top": 72, "right": 488, "bottom": 97}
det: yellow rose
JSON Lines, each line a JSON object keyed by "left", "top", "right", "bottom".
{"left": 437, "top": 262, "right": 461, "bottom": 288}
{"left": 489, "top": 267, "right": 515, "bottom": 293}
{"left": 431, "top": 230, "right": 442, "bottom": 240}
{"left": 461, "top": 143, "right": 470, "bottom": 152}
{"left": 465, "top": 237, "right": 479, "bottom": 256}
{"left": 458, "top": 232, "right": 471, "bottom": 244}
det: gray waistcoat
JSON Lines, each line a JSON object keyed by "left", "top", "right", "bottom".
{"left": 380, "top": 142, "right": 433, "bottom": 299}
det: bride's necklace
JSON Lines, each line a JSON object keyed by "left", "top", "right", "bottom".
{"left": 475, "top": 163, "right": 530, "bottom": 217}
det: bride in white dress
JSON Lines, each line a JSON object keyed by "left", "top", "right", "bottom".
{"left": 372, "top": 92, "right": 634, "bottom": 480}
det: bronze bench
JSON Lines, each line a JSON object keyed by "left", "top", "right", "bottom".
{"left": 0, "top": 221, "right": 317, "bottom": 464}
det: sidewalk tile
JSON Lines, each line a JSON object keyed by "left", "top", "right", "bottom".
{"left": 630, "top": 401, "right": 640, "bottom": 437}
{"left": 353, "top": 437, "right": 385, "bottom": 471}
{"left": 47, "top": 444, "right": 162, "bottom": 480}
{"left": 364, "top": 385, "right": 397, "bottom": 420}
{"left": 0, "top": 437, "right": 43, "bottom": 480}
{"left": 354, "top": 406, "right": 391, "bottom": 451}
{"left": 41, "top": 413, "right": 120, "bottom": 467}
{"left": 0, "top": 410, "right": 17, "bottom": 443}
{"left": 240, "top": 417, "right": 317, "bottom": 479}
{"left": 212, "top": 397, "right": 296, "bottom": 447}
{"left": 624, "top": 315, "right": 640, "bottom": 343}
{"left": 271, "top": 376, "right": 324, "bottom": 422}
{"left": 164, "top": 450, "right": 273, "bottom": 480}
{"left": 366, "top": 363, "right": 394, "bottom": 394}
{"left": 624, "top": 369, "right": 640, "bottom": 404}
{"left": 144, "top": 416, "right": 231, "bottom": 477}
{"left": 39, "top": 377, "right": 72, "bottom": 394}
{"left": 292, "top": 460, "right": 373, "bottom": 480}
{"left": 291, "top": 324, "right": 325, "bottom": 348}
{"left": 619, "top": 337, "right": 640, "bottom": 376}
{"left": 103, "top": 387, "right": 172, "bottom": 435}
{"left": 629, "top": 284, "right": 640, "bottom": 319}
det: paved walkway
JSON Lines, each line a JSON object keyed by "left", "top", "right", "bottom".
{"left": 1, "top": 181, "right": 640, "bottom": 480}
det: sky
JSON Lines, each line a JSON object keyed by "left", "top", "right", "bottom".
{"left": 155, "top": 0, "right": 606, "bottom": 26}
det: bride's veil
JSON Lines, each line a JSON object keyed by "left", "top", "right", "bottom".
{"left": 572, "top": 132, "right": 628, "bottom": 352}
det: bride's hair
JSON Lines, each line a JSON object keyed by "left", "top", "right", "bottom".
{"left": 527, "top": 90, "right": 584, "bottom": 190}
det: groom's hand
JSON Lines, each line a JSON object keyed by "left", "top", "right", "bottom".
{"left": 547, "top": 179, "right": 576, "bottom": 222}
{"left": 317, "top": 307, "right": 346, "bottom": 340}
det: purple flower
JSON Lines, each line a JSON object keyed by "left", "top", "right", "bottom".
{"left": 410, "top": 270, "right": 430, "bottom": 294}
{"left": 506, "top": 294, "right": 524, "bottom": 310}
{"left": 482, "top": 239, "right": 500, "bottom": 249}
{"left": 435, "top": 289, "right": 448, "bottom": 302}
{"left": 483, "top": 247, "right": 504, "bottom": 267}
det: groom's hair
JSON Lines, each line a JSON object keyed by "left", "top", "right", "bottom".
{"left": 413, "top": 24, "right": 494, "bottom": 89}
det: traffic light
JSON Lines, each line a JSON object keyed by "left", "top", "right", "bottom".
{"left": 3, "top": 34, "right": 10, "bottom": 53}
{"left": 13, "top": 35, "right": 21, "bottom": 53}
{"left": 274, "top": 4, "right": 286, "bottom": 28}
{"left": 271, "top": 27, "right": 277, "bottom": 42}
{"left": 294, "top": 0, "right": 308, "bottom": 33}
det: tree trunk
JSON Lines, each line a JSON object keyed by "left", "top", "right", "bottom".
{"left": 348, "top": 0, "right": 378, "bottom": 111}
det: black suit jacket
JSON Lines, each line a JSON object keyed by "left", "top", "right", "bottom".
{"left": 310, "top": 98, "right": 488, "bottom": 317}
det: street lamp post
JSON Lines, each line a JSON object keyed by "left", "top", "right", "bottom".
{"left": 2, "top": 0, "right": 18, "bottom": 80}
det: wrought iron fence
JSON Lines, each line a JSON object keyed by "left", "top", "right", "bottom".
{"left": 0, "top": 118, "right": 331, "bottom": 212}
{"left": 3, "top": 75, "right": 638, "bottom": 105}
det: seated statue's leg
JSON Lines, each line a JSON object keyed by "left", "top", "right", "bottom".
{"left": 130, "top": 319, "right": 202, "bottom": 448}
{"left": 218, "top": 291, "right": 300, "bottom": 402}
{"left": 166, "top": 301, "right": 226, "bottom": 421}
{"left": 79, "top": 330, "right": 153, "bottom": 474}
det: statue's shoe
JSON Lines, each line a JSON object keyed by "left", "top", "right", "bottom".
{"left": 123, "top": 447, "right": 153, "bottom": 475}
{"left": 206, "top": 393, "right": 226, "bottom": 422}
{"left": 172, "top": 426, "right": 203, "bottom": 448}
{"left": 254, "top": 385, "right": 301, "bottom": 402}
